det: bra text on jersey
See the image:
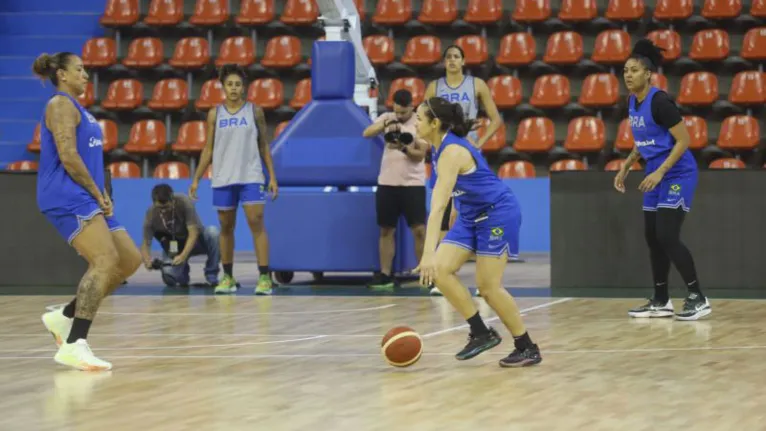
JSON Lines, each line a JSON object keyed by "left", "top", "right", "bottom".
{"left": 440, "top": 92, "right": 471, "bottom": 104}
{"left": 629, "top": 115, "right": 646, "bottom": 129}
{"left": 219, "top": 117, "right": 249, "bottom": 128}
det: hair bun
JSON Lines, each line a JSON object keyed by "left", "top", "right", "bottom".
{"left": 32, "top": 53, "right": 55, "bottom": 79}
{"left": 631, "top": 39, "right": 664, "bottom": 69}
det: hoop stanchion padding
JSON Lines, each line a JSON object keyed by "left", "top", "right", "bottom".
{"left": 311, "top": 40, "right": 355, "bottom": 100}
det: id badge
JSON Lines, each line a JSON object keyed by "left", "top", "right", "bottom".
{"left": 169, "top": 241, "right": 179, "bottom": 254}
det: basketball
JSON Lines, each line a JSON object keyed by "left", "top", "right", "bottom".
{"left": 381, "top": 326, "right": 423, "bottom": 367}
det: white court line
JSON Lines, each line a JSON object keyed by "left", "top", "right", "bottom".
{"left": 45, "top": 303, "right": 397, "bottom": 316}
{"left": 422, "top": 297, "right": 572, "bottom": 338}
{"left": 0, "top": 333, "right": 381, "bottom": 338}
{"left": 1, "top": 344, "right": 766, "bottom": 360}
{"left": 0, "top": 335, "right": 327, "bottom": 353}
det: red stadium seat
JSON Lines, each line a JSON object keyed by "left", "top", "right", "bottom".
{"left": 148, "top": 79, "right": 189, "bottom": 111}
{"left": 78, "top": 82, "right": 95, "bottom": 108}
{"left": 98, "top": 119, "right": 119, "bottom": 152}
{"left": 82, "top": 38, "right": 117, "bottom": 68}
{"left": 689, "top": 29, "right": 730, "bottom": 62}
{"left": 154, "top": 162, "right": 191, "bottom": 179}
{"left": 550, "top": 159, "right": 586, "bottom": 171}
{"left": 386, "top": 77, "right": 425, "bottom": 108}
{"left": 614, "top": 118, "right": 634, "bottom": 151}
{"left": 5, "top": 160, "right": 38, "bottom": 171}
{"left": 173, "top": 121, "right": 207, "bottom": 153}
{"left": 683, "top": 116, "right": 709, "bottom": 150}
{"left": 237, "top": 0, "right": 274, "bottom": 25}
{"left": 216, "top": 36, "right": 256, "bottom": 67}
{"left": 418, "top": 0, "right": 458, "bottom": 25}
{"left": 101, "top": 0, "right": 140, "bottom": 26}
{"left": 753, "top": 0, "right": 766, "bottom": 18}
{"left": 401, "top": 35, "right": 442, "bottom": 66}
{"left": 123, "top": 120, "right": 167, "bottom": 154}
{"left": 647, "top": 29, "right": 682, "bottom": 62}
{"left": 454, "top": 35, "right": 488, "bottom": 67}
{"left": 274, "top": 121, "right": 290, "bottom": 138}
{"left": 592, "top": 30, "right": 631, "bottom": 65}
{"left": 190, "top": 0, "right": 229, "bottom": 26}
{"left": 717, "top": 115, "right": 760, "bottom": 151}
{"left": 109, "top": 161, "right": 141, "bottom": 178}
{"left": 530, "top": 74, "right": 570, "bottom": 109}
{"left": 102, "top": 79, "right": 143, "bottom": 110}
{"left": 464, "top": 0, "right": 503, "bottom": 24}
{"left": 372, "top": 0, "right": 412, "bottom": 26}
{"left": 476, "top": 119, "right": 507, "bottom": 152}
{"left": 144, "top": 0, "right": 184, "bottom": 26}
{"left": 362, "top": 35, "right": 395, "bottom": 66}
{"left": 26, "top": 123, "right": 41, "bottom": 153}
{"left": 559, "top": 0, "right": 598, "bottom": 22}
{"left": 247, "top": 78, "right": 284, "bottom": 110}
{"left": 498, "top": 161, "right": 536, "bottom": 178}
{"left": 702, "top": 0, "right": 742, "bottom": 19}
{"left": 579, "top": 73, "right": 620, "bottom": 108}
{"left": 651, "top": 74, "right": 669, "bottom": 92}
{"left": 289, "top": 78, "right": 312, "bottom": 110}
{"left": 513, "top": 117, "right": 556, "bottom": 152}
{"left": 543, "top": 31, "right": 584, "bottom": 66}
{"left": 741, "top": 28, "right": 766, "bottom": 61}
{"left": 281, "top": 0, "right": 320, "bottom": 25}
{"left": 496, "top": 33, "right": 536, "bottom": 67}
{"left": 169, "top": 38, "right": 210, "bottom": 69}
{"left": 261, "top": 36, "right": 302, "bottom": 68}
{"left": 488, "top": 75, "right": 522, "bottom": 109}
{"left": 122, "top": 38, "right": 164, "bottom": 68}
{"left": 605, "top": 0, "right": 645, "bottom": 21}
{"left": 512, "top": 0, "right": 552, "bottom": 23}
{"left": 564, "top": 116, "right": 606, "bottom": 152}
{"left": 677, "top": 72, "right": 718, "bottom": 106}
{"left": 654, "top": 0, "right": 693, "bottom": 20}
{"left": 353, "top": 0, "right": 366, "bottom": 21}
{"left": 605, "top": 159, "right": 641, "bottom": 171}
{"left": 728, "top": 71, "right": 766, "bottom": 105}
{"left": 196, "top": 79, "right": 225, "bottom": 110}
{"left": 709, "top": 158, "right": 745, "bottom": 169}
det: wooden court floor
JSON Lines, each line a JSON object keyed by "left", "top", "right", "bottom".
{"left": 0, "top": 294, "right": 764, "bottom": 431}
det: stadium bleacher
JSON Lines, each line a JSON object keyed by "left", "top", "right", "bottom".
{"left": 3, "top": 0, "right": 766, "bottom": 177}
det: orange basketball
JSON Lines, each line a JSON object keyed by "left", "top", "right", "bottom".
{"left": 381, "top": 326, "right": 423, "bottom": 367}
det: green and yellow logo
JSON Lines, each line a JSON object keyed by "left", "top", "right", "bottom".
{"left": 491, "top": 227, "right": 504, "bottom": 236}
{"left": 670, "top": 184, "right": 681, "bottom": 192}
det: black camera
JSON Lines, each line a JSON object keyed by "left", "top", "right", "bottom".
{"left": 150, "top": 258, "right": 171, "bottom": 270}
{"left": 383, "top": 120, "right": 414, "bottom": 145}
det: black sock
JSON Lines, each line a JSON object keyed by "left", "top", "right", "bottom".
{"left": 223, "top": 263, "right": 233, "bottom": 277}
{"left": 687, "top": 280, "right": 703, "bottom": 297}
{"left": 514, "top": 332, "right": 534, "bottom": 350}
{"left": 466, "top": 312, "right": 489, "bottom": 335}
{"left": 66, "top": 318, "right": 92, "bottom": 344}
{"left": 62, "top": 298, "right": 76, "bottom": 318}
{"left": 258, "top": 265, "right": 269, "bottom": 276}
{"left": 653, "top": 282, "right": 669, "bottom": 304}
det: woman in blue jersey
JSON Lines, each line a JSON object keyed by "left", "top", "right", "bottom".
{"left": 615, "top": 40, "right": 711, "bottom": 321}
{"left": 33, "top": 52, "right": 142, "bottom": 371}
{"left": 414, "top": 97, "right": 541, "bottom": 368}
{"left": 189, "top": 64, "right": 278, "bottom": 295}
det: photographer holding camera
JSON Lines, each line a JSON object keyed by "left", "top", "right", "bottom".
{"left": 363, "top": 89, "right": 430, "bottom": 292}
{"left": 140, "top": 184, "right": 221, "bottom": 287}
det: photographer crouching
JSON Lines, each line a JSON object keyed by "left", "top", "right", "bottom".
{"left": 363, "top": 89, "right": 431, "bottom": 292}
{"left": 140, "top": 184, "right": 221, "bottom": 287}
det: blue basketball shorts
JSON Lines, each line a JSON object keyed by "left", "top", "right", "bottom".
{"left": 642, "top": 173, "right": 697, "bottom": 213}
{"left": 43, "top": 200, "right": 124, "bottom": 245}
{"left": 441, "top": 203, "right": 521, "bottom": 258}
{"left": 212, "top": 183, "right": 266, "bottom": 210}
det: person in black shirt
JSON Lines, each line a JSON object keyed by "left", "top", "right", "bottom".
{"left": 140, "top": 184, "right": 221, "bottom": 287}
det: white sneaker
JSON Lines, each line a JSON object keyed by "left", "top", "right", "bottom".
{"left": 42, "top": 308, "right": 73, "bottom": 347}
{"left": 54, "top": 339, "right": 112, "bottom": 371}
{"left": 429, "top": 286, "right": 443, "bottom": 296}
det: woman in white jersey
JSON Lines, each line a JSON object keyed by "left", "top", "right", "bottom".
{"left": 423, "top": 45, "right": 503, "bottom": 295}
{"left": 190, "top": 64, "right": 278, "bottom": 295}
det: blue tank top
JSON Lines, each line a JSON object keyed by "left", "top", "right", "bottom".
{"left": 628, "top": 86, "right": 696, "bottom": 177}
{"left": 37, "top": 92, "right": 105, "bottom": 213}
{"left": 430, "top": 132, "right": 517, "bottom": 221}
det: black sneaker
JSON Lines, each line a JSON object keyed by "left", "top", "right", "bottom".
{"left": 499, "top": 344, "right": 542, "bottom": 368}
{"left": 675, "top": 292, "right": 711, "bottom": 321}
{"left": 455, "top": 327, "right": 502, "bottom": 360}
{"left": 628, "top": 298, "right": 674, "bottom": 318}
{"left": 367, "top": 272, "right": 396, "bottom": 291}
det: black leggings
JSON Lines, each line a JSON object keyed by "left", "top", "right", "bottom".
{"left": 644, "top": 208, "right": 700, "bottom": 298}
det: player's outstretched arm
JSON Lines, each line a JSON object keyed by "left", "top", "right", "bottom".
{"left": 423, "top": 147, "right": 463, "bottom": 256}
{"left": 254, "top": 106, "right": 278, "bottom": 199}
{"left": 46, "top": 96, "right": 103, "bottom": 203}
{"left": 189, "top": 108, "right": 217, "bottom": 198}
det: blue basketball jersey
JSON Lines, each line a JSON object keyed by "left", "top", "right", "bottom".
{"left": 37, "top": 92, "right": 105, "bottom": 212}
{"left": 431, "top": 132, "right": 516, "bottom": 221}
{"left": 628, "top": 86, "right": 696, "bottom": 177}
